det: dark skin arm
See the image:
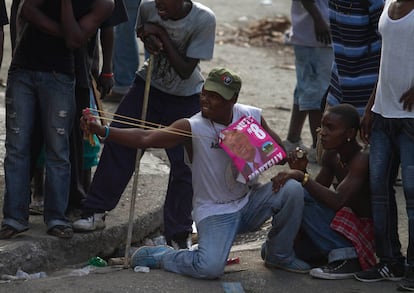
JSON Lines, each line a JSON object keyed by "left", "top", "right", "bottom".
{"left": 272, "top": 150, "right": 369, "bottom": 212}
{"left": 97, "top": 26, "right": 115, "bottom": 95}
{"left": 22, "top": 0, "right": 114, "bottom": 48}
{"left": 136, "top": 23, "right": 199, "bottom": 79}
{"left": 81, "top": 109, "right": 191, "bottom": 150}
{"left": 21, "top": 0, "right": 62, "bottom": 37}
{"left": 360, "top": 84, "right": 377, "bottom": 145}
{"left": 300, "top": 0, "right": 331, "bottom": 45}
{"left": 361, "top": 83, "right": 414, "bottom": 145}
{"left": 400, "top": 86, "right": 414, "bottom": 112}
{"left": 61, "top": 0, "right": 114, "bottom": 49}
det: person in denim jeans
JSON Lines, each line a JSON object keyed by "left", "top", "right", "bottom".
{"left": 0, "top": 0, "right": 115, "bottom": 240}
{"left": 73, "top": 0, "right": 216, "bottom": 250}
{"left": 81, "top": 67, "right": 310, "bottom": 279}
{"left": 356, "top": 0, "right": 414, "bottom": 290}
{"left": 275, "top": 104, "right": 372, "bottom": 280}
{"left": 109, "top": 0, "right": 142, "bottom": 99}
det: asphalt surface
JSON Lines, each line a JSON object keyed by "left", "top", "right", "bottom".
{"left": 0, "top": 0, "right": 410, "bottom": 292}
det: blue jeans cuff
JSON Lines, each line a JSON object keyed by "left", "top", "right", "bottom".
{"left": 2, "top": 218, "right": 29, "bottom": 232}
{"left": 47, "top": 219, "right": 71, "bottom": 230}
{"left": 328, "top": 247, "right": 358, "bottom": 263}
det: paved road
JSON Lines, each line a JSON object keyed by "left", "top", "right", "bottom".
{"left": 0, "top": 245, "right": 402, "bottom": 293}
{"left": 0, "top": 0, "right": 409, "bottom": 292}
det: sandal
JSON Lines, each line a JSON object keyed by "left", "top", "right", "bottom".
{"left": 0, "top": 225, "right": 22, "bottom": 240}
{"left": 47, "top": 225, "right": 74, "bottom": 239}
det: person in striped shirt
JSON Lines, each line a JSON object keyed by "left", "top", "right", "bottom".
{"left": 326, "top": 0, "right": 384, "bottom": 116}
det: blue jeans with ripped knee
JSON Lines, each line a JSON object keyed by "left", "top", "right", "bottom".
{"left": 2, "top": 69, "right": 75, "bottom": 231}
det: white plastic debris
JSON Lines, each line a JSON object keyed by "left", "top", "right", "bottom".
{"left": 133, "top": 266, "right": 150, "bottom": 273}
{"left": 1, "top": 269, "right": 47, "bottom": 281}
{"left": 67, "top": 266, "right": 91, "bottom": 277}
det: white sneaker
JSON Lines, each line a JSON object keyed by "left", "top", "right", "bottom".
{"left": 72, "top": 213, "right": 106, "bottom": 232}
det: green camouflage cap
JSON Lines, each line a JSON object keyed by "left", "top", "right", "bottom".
{"left": 204, "top": 67, "right": 242, "bottom": 100}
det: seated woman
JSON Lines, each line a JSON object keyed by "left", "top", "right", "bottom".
{"left": 271, "top": 104, "right": 373, "bottom": 280}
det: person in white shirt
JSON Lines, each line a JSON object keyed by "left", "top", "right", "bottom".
{"left": 80, "top": 67, "right": 310, "bottom": 279}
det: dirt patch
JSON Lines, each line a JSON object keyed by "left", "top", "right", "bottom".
{"left": 216, "top": 16, "right": 291, "bottom": 48}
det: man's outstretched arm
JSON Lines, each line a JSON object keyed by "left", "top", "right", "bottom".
{"left": 81, "top": 110, "right": 192, "bottom": 150}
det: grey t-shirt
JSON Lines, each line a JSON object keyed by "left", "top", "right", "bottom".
{"left": 137, "top": 0, "right": 216, "bottom": 96}
{"left": 286, "top": 0, "right": 330, "bottom": 47}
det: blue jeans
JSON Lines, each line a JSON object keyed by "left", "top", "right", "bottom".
{"left": 112, "top": 0, "right": 141, "bottom": 94}
{"left": 369, "top": 113, "right": 414, "bottom": 265}
{"left": 83, "top": 77, "right": 199, "bottom": 239}
{"left": 298, "top": 191, "right": 357, "bottom": 263}
{"left": 161, "top": 180, "right": 304, "bottom": 279}
{"left": 2, "top": 69, "right": 75, "bottom": 231}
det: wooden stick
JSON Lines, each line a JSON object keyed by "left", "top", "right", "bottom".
{"left": 124, "top": 55, "right": 154, "bottom": 268}
{"left": 91, "top": 78, "right": 107, "bottom": 126}
{"left": 85, "top": 77, "right": 108, "bottom": 146}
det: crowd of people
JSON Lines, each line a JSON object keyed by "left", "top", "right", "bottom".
{"left": 0, "top": 0, "right": 413, "bottom": 292}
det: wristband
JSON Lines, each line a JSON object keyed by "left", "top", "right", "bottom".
{"left": 101, "top": 72, "right": 114, "bottom": 78}
{"left": 99, "top": 125, "right": 110, "bottom": 140}
{"left": 302, "top": 172, "right": 309, "bottom": 186}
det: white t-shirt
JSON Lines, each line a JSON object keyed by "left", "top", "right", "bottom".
{"left": 137, "top": 0, "right": 216, "bottom": 96}
{"left": 187, "top": 104, "right": 262, "bottom": 224}
{"left": 372, "top": 0, "right": 414, "bottom": 118}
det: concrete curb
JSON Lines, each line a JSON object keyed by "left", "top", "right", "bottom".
{"left": 0, "top": 154, "right": 169, "bottom": 276}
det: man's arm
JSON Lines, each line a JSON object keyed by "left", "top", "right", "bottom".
{"left": 81, "top": 111, "right": 191, "bottom": 150}
{"left": 360, "top": 83, "right": 377, "bottom": 144}
{"left": 400, "top": 86, "right": 414, "bottom": 112}
{"left": 96, "top": 27, "right": 115, "bottom": 95}
{"left": 21, "top": 0, "right": 62, "bottom": 37}
{"left": 137, "top": 23, "right": 199, "bottom": 79}
{"left": 61, "top": 0, "right": 114, "bottom": 49}
{"left": 300, "top": 0, "right": 331, "bottom": 44}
